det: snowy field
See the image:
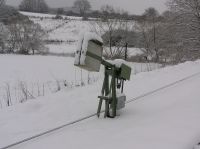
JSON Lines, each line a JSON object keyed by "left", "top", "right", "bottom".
{"left": 20, "top": 11, "right": 141, "bottom": 56}
{"left": 20, "top": 11, "right": 94, "bottom": 55}
{"left": 0, "top": 55, "right": 160, "bottom": 108}
{"left": 0, "top": 60, "right": 200, "bottom": 149}
{"left": 46, "top": 43, "right": 76, "bottom": 54}
{"left": 1, "top": 11, "right": 199, "bottom": 149}
{"left": 0, "top": 55, "right": 101, "bottom": 108}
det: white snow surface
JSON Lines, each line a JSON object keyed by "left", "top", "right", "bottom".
{"left": 0, "top": 60, "right": 200, "bottom": 148}
{"left": 195, "top": 146, "right": 200, "bottom": 149}
{"left": 108, "top": 59, "right": 128, "bottom": 68}
{"left": 46, "top": 43, "right": 76, "bottom": 54}
{"left": 0, "top": 55, "right": 102, "bottom": 107}
{"left": 0, "top": 54, "right": 160, "bottom": 107}
{"left": 20, "top": 11, "right": 82, "bottom": 20}
{"left": 0, "top": 55, "right": 95, "bottom": 85}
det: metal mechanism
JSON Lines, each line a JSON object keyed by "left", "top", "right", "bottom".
{"left": 96, "top": 58, "right": 131, "bottom": 118}
{"left": 74, "top": 33, "right": 131, "bottom": 118}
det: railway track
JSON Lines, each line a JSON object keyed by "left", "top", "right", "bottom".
{"left": 1, "top": 71, "right": 200, "bottom": 149}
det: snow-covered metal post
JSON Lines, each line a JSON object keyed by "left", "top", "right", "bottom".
{"left": 74, "top": 32, "right": 132, "bottom": 118}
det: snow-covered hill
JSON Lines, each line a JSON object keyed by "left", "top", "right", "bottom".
{"left": 20, "top": 11, "right": 142, "bottom": 56}
{"left": 0, "top": 60, "right": 200, "bottom": 149}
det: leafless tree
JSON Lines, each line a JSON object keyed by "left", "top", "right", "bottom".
{"left": 144, "top": 8, "right": 160, "bottom": 62}
{"left": 0, "top": 0, "right": 5, "bottom": 7}
{"left": 167, "top": 0, "right": 200, "bottom": 61}
{"left": 91, "top": 5, "right": 132, "bottom": 59}
{"left": 73, "top": 0, "right": 91, "bottom": 19}
{"left": 135, "top": 8, "right": 163, "bottom": 62}
{"left": 19, "top": 0, "right": 49, "bottom": 13}
{"left": 7, "top": 20, "right": 48, "bottom": 55}
{"left": 0, "top": 23, "right": 8, "bottom": 53}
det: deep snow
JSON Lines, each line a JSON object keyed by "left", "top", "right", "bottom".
{"left": 0, "top": 11, "right": 199, "bottom": 149}
{"left": 0, "top": 60, "right": 200, "bottom": 148}
{"left": 0, "top": 55, "right": 159, "bottom": 108}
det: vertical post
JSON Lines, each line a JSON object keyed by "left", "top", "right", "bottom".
{"left": 125, "top": 42, "right": 128, "bottom": 61}
{"left": 104, "top": 67, "right": 110, "bottom": 117}
{"left": 97, "top": 66, "right": 110, "bottom": 118}
{"left": 81, "top": 69, "right": 83, "bottom": 86}
{"left": 105, "top": 67, "right": 109, "bottom": 96}
{"left": 120, "top": 42, "right": 128, "bottom": 94}
{"left": 111, "top": 67, "right": 117, "bottom": 117}
{"left": 121, "top": 80, "right": 124, "bottom": 93}
{"left": 97, "top": 67, "right": 106, "bottom": 117}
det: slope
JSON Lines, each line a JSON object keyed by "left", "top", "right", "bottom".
{"left": 0, "top": 60, "right": 200, "bottom": 148}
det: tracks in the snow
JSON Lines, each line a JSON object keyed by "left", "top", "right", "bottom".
{"left": 1, "top": 71, "right": 200, "bottom": 149}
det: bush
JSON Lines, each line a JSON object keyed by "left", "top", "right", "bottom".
{"left": 0, "top": 23, "right": 9, "bottom": 53}
{"left": 7, "top": 20, "right": 48, "bottom": 55}
{"left": 19, "top": 0, "right": 49, "bottom": 13}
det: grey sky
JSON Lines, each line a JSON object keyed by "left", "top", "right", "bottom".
{"left": 6, "top": 0, "right": 167, "bottom": 15}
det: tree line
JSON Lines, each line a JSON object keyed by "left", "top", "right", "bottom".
{"left": 90, "top": 0, "right": 200, "bottom": 64}
{"left": 1, "top": 0, "right": 200, "bottom": 64}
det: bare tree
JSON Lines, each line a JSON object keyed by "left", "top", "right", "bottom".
{"left": 0, "top": 0, "right": 5, "bottom": 7}
{"left": 73, "top": 0, "right": 91, "bottom": 19}
{"left": 0, "top": 23, "right": 8, "bottom": 53}
{"left": 135, "top": 7, "right": 165, "bottom": 62}
{"left": 7, "top": 20, "right": 48, "bottom": 55}
{"left": 144, "top": 8, "right": 160, "bottom": 62}
{"left": 135, "top": 18, "right": 153, "bottom": 61}
{"left": 19, "top": 0, "right": 49, "bottom": 13}
{"left": 91, "top": 5, "right": 132, "bottom": 59}
{"left": 56, "top": 8, "right": 64, "bottom": 15}
{"left": 167, "top": 0, "right": 200, "bottom": 60}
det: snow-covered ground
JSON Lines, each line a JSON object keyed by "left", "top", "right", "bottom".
{"left": 0, "top": 55, "right": 160, "bottom": 108}
{"left": 1, "top": 11, "right": 199, "bottom": 149}
{"left": 0, "top": 60, "right": 200, "bottom": 149}
{"left": 47, "top": 20, "right": 91, "bottom": 42}
{"left": 20, "top": 11, "right": 143, "bottom": 56}
{"left": 20, "top": 11, "right": 95, "bottom": 55}
{"left": 46, "top": 43, "right": 76, "bottom": 54}
{"left": 20, "top": 11, "right": 82, "bottom": 20}
{"left": 0, "top": 55, "right": 101, "bottom": 108}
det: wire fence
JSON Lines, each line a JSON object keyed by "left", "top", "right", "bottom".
{"left": 1, "top": 68, "right": 199, "bottom": 149}
{"left": 0, "top": 74, "right": 101, "bottom": 109}
{"left": 0, "top": 63, "right": 161, "bottom": 109}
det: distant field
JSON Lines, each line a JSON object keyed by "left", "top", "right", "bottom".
{"left": 20, "top": 11, "right": 143, "bottom": 57}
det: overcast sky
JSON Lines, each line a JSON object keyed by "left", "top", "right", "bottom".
{"left": 6, "top": 0, "right": 168, "bottom": 15}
